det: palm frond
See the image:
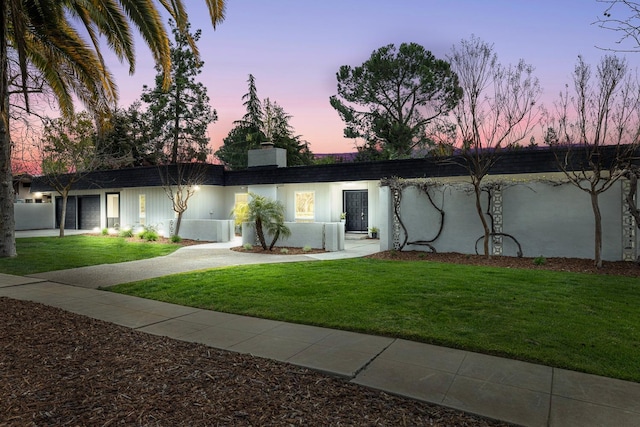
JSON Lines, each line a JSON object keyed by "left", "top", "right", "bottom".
{"left": 118, "top": 0, "right": 171, "bottom": 89}
{"left": 25, "top": 16, "right": 117, "bottom": 118}
{"left": 66, "top": 0, "right": 135, "bottom": 74}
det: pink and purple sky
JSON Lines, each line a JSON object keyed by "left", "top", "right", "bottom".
{"left": 103, "top": 0, "right": 640, "bottom": 154}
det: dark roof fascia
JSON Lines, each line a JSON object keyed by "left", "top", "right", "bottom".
{"left": 224, "top": 148, "right": 574, "bottom": 186}
{"left": 30, "top": 145, "right": 640, "bottom": 192}
{"left": 31, "top": 164, "right": 226, "bottom": 192}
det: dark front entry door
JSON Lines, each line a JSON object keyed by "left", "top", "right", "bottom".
{"left": 344, "top": 190, "right": 368, "bottom": 232}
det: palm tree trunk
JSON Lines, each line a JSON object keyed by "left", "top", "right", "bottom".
{"left": 268, "top": 229, "right": 280, "bottom": 251}
{"left": 255, "top": 218, "right": 267, "bottom": 250}
{"left": 0, "top": 7, "right": 16, "bottom": 257}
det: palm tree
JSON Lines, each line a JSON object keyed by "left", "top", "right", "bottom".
{"left": 0, "top": 1, "right": 225, "bottom": 257}
{"left": 247, "top": 193, "right": 291, "bottom": 251}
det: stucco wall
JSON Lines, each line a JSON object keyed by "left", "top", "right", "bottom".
{"left": 380, "top": 179, "right": 639, "bottom": 261}
{"left": 120, "top": 186, "right": 227, "bottom": 233}
{"left": 501, "top": 181, "right": 623, "bottom": 260}
{"left": 242, "top": 221, "right": 345, "bottom": 251}
{"left": 14, "top": 203, "right": 55, "bottom": 230}
{"left": 164, "top": 219, "right": 235, "bottom": 242}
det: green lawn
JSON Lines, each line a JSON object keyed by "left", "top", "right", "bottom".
{"left": 110, "top": 258, "right": 640, "bottom": 383}
{"left": 0, "top": 235, "right": 180, "bottom": 275}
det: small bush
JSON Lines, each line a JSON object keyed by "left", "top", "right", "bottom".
{"left": 140, "top": 231, "right": 158, "bottom": 241}
{"left": 119, "top": 229, "right": 134, "bottom": 238}
{"left": 101, "top": 228, "right": 109, "bottom": 236}
{"left": 138, "top": 225, "right": 159, "bottom": 242}
{"left": 170, "top": 235, "right": 182, "bottom": 243}
{"left": 280, "top": 248, "right": 289, "bottom": 254}
{"left": 533, "top": 256, "right": 546, "bottom": 266}
{"left": 243, "top": 243, "right": 253, "bottom": 251}
{"left": 302, "top": 245, "right": 312, "bottom": 252}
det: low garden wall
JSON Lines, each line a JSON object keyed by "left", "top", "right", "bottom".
{"left": 14, "top": 203, "right": 55, "bottom": 231}
{"left": 167, "top": 219, "right": 235, "bottom": 242}
{"left": 241, "top": 222, "right": 345, "bottom": 252}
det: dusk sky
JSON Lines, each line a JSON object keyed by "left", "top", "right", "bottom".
{"left": 103, "top": 0, "right": 640, "bottom": 154}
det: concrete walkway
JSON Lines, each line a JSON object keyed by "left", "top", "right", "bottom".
{"left": 27, "top": 235, "right": 379, "bottom": 288}
{"left": 2, "top": 232, "right": 640, "bottom": 426}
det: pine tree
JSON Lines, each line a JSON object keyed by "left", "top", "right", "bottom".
{"left": 142, "top": 20, "right": 217, "bottom": 164}
{"left": 216, "top": 75, "right": 313, "bottom": 169}
{"left": 215, "top": 74, "right": 264, "bottom": 169}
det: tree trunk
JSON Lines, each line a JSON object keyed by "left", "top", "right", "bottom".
{"left": 59, "top": 191, "right": 68, "bottom": 238}
{"left": 591, "top": 191, "right": 603, "bottom": 268}
{"left": 255, "top": 218, "right": 267, "bottom": 250}
{"left": 174, "top": 211, "right": 183, "bottom": 237}
{"left": 269, "top": 229, "right": 280, "bottom": 251}
{"left": 474, "top": 180, "right": 490, "bottom": 257}
{"left": 0, "top": 123, "right": 15, "bottom": 256}
{"left": 0, "top": 6, "right": 16, "bottom": 258}
{"left": 171, "top": 85, "right": 180, "bottom": 164}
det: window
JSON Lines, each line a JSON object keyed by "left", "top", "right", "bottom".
{"left": 106, "top": 193, "right": 119, "bottom": 228}
{"left": 295, "top": 191, "right": 315, "bottom": 222}
{"left": 235, "top": 193, "right": 248, "bottom": 207}
{"left": 139, "top": 194, "right": 146, "bottom": 226}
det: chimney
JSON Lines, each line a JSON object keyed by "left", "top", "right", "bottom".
{"left": 248, "top": 141, "right": 287, "bottom": 168}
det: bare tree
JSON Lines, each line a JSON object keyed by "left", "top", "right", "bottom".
{"left": 596, "top": 0, "right": 640, "bottom": 52}
{"left": 39, "top": 112, "right": 104, "bottom": 237}
{"left": 159, "top": 163, "right": 207, "bottom": 238}
{"left": 546, "top": 55, "right": 640, "bottom": 267}
{"left": 446, "top": 36, "right": 541, "bottom": 257}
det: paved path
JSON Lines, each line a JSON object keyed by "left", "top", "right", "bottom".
{"left": 28, "top": 236, "right": 379, "bottom": 288}
{"left": 2, "top": 232, "right": 640, "bottom": 426}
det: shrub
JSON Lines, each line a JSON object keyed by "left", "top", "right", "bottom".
{"left": 243, "top": 243, "right": 253, "bottom": 251}
{"left": 119, "top": 229, "right": 134, "bottom": 238}
{"left": 139, "top": 225, "right": 159, "bottom": 242}
{"left": 101, "top": 228, "right": 109, "bottom": 236}
{"left": 280, "top": 248, "right": 289, "bottom": 254}
{"left": 170, "top": 235, "right": 182, "bottom": 243}
{"left": 231, "top": 203, "right": 250, "bottom": 229}
{"left": 533, "top": 256, "right": 546, "bottom": 266}
{"left": 303, "top": 245, "right": 312, "bottom": 252}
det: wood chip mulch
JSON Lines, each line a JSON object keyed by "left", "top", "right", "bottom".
{"left": 366, "top": 251, "right": 640, "bottom": 278}
{"left": 0, "top": 298, "right": 510, "bottom": 426}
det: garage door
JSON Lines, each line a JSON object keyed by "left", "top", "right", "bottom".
{"left": 78, "top": 195, "right": 100, "bottom": 229}
{"left": 56, "top": 196, "right": 77, "bottom": 229}
{"left": 56, "top": 195, "right": 100, "bottom": 230}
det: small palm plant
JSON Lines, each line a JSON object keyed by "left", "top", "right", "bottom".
{"left": 247, "top": 193, "right": 291, "bottom": 250}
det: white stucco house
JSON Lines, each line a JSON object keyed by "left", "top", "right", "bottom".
{"left": 25, "top": 145, "right": 640, "bottom": 261}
